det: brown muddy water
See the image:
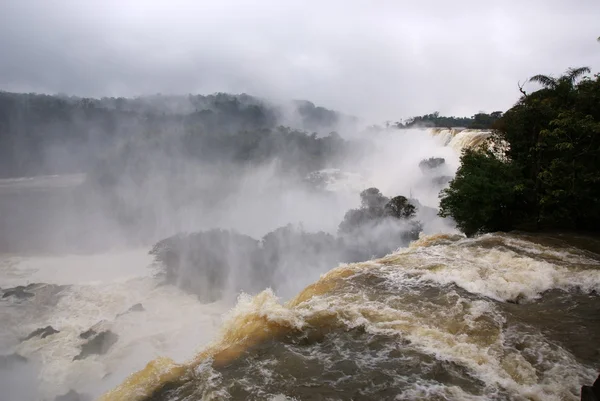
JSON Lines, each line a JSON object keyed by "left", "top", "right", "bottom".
{"left": 98, "top": 233, "right": 600, "bottom": 401}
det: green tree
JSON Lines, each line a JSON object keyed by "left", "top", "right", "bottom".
{"left": 439, "top": 149, "right": 525, "bottom": 237}
{"left": 441, "top": 67, "right": 600, "bottom": 235}
{"left": 384, "top": 196, "right": 416, "bottom": 219}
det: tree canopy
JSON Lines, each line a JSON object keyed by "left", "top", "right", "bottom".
{"left": 395, "top": 111, "right": 503, "bottom": 129}
{"left": 440, "top": 67, "right": 600, "bottom": 235}
{"left": 0, "top": 91, "right": 350, "bottom": 178}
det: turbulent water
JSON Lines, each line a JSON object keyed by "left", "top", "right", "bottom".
{"left": 96, "top": 233, "right": 600, "bottom": 401}
{"left": 1, "top": 128, "right": 598, "bottom": 401}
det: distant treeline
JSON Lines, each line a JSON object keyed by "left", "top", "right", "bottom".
{"left": 393, "top": 111, "right": 503, "bottom": 129}
{"left": 0, "top": 91, "right": 352, "bottom": 178}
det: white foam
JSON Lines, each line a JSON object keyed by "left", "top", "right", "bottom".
{"left": 0, "top": 250, "right": 226, "bottom": 400}
{"left": 289, "top": 264, "right": 595, "bottom": 401}
{"left": 396, "top": 234, "right": 600, "bottom": 302}
{"left": 15, "top": 278, "right": 226, "bottom": 399}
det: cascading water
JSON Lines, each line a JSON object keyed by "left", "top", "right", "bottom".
{"left": 1, "top": 128, "right": 597, "bottom": 401}
{"left": 96, "top": 232, "right": 600, "bottom": 401}
{"left": 430, "top": 128, "right": 493, "bottom": 151}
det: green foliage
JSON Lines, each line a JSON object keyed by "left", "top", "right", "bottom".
{"left": 419, "top": 157, "right": 445, "bottom": 171}
{"left": 441, "top": 67, "right": 600, "bottom": 234}
{"left": 0, "top": 91, "right": 348, "bottom": 178}
{"left": 359, "top": 187, "right": 389, "bottom": 210}
{"left": 397, "top": 111, "right": 502, "bottom": 129}
{"left": 338, "top": 188, "right": 422, "bottom": 262}
{"left": 439, "top": 150, "right": 524, "bottom": 237}
{"left": 339, "top": 188, "right": 419, "bottom": 234}
{"left": 384, "top": 196, "right": 416, "bottom": 219}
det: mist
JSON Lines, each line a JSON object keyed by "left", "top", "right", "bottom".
{"left": 3, "top": 1, "right": 598, "bottom": 399}
{"left": 0, "top": 88, "right": 464, "bottom": 400}
{"left": 2, "top": 1, "right": 600, "bottom": 121}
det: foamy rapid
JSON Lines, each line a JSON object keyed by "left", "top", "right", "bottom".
{"left": 394, "top": 233, "right": 600, "bottom": 302}
{"left": 0, "top": 250, "right": 227, "bottom": 400}
{"left": 99, "top": 233, "right": 600, "bottom": 401}
{"left": 2, "top": 127, "right": 598, "bottom": 401}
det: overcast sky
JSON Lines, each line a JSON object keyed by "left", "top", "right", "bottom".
{"left": 1, "top": 0, "right": 599, "bottom": 122}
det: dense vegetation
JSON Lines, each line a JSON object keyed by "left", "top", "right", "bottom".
{"left": 0, "top": 91, "right": 351, "bottom": 178}
{"left": 394, "top": 111, "right": 503, "bottom": 129}
{"left": 440, "top": 67, "right": 600, "bottom": 236}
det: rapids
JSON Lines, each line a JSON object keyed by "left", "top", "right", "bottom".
{"left": 99, "top": 233, "right": 600, "bottom": 401}
{"left": 1, "top": 128, "right": 598, "bottom": 400}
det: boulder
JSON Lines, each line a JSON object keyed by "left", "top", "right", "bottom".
{"left": 2, "top": 285, "right": 35, "bottom": 299}
{"left": 74, "top": 330, "right": 118, "bottom": 360}
{"left": 22, "top": 325, "right": 59, "bottom": 341}
{"left": 116, "top": 303, "right": 145, "bottom": 317}
{"left": 581, "top": 374, "right": 600, "bottom": 401}
{"left": 79, "top": 329, "right": 96, "bottom": 340}
{"left": 127, "top": 303, "right": 145, "bottom": 312}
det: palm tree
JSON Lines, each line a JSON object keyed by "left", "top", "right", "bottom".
{"left": 529, "top": 67, "right": 591, "bottom": 90}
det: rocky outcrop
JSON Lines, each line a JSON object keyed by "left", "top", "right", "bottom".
{"left": 22, "top": 325, "right": 59, "bottom": 341}
{"left": 126, "top": 303, "right": 145, "bottom": 313}
{"left": 581, "top": 374, "right": 600, "bottom": 401}
{"left": 1, "top": 283, "right": 68, "bottom": 306}
{"left": 1, "top": 284, "right": 36, "bottom": 299}
{"left": 74, "top": 330, "right": 118, "bottom": 360}
{"left": 53, "top": 390, "right": 91, "bottom": 401}
{"left": 79, "top": 329, "right": 96, "bottom": 340}
{"left": 116, "top": 303, "right": 145, "bottom": 318}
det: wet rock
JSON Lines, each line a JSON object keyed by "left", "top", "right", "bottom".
{"left": 2, "top": 284, "right": 35, "bottom": 299}
{"left": 74, "top": 331, "right": 118, "bottom": 360}
{"left": 79, "top": 329, "right": 96, "bottom": 339}
{"left": 117, "top": 303, "right": 145, "bottom": 317}
{"left": 0, "top": 353, "right": 27, "bottom": 369}
{"left": 23, "top": 325, "right": 59, "bottom": 341}
{"left": 128, "top": 302, "right": 145, "bottom": 312}
{"left": 581, "top": 374, "right": 600, "bottom": 401}
{"left": 1, "top": 283, "right": 68, "bottom": 304}
{"left": 54, "top": 390, "right": 91, "bottom": 401}
{"left": 79, "top": 319, "right": 109, "bottom": 340}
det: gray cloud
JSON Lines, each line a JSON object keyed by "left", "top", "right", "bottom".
{"left": 1, "top": 0, "right": 599, "bottom": 121}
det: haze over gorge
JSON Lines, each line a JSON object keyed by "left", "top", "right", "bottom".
{"left": 1, "top": 1, "right": 600, "bottom": 401}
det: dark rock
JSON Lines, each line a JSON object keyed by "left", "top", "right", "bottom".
{"left": 128, "top": 303, "right": 145, "bottom": 312}
{"left": 79, "top": 329, "right": 97, "bottom": 339}
{"left": 581, "top": 374, "right": 600, "bottom": 401}
{"left": 54, "top": 390, "right": 91, "bottom": 401}
{"left": 117, "top": 303, "right": 145, "bottom": 317}
{"left": 74, "top": 331, "right": 118, "bottom": 360}
{"left": 0, "top": 353, "right": 27, "bottom": 369}
{"left": 22, "top": 325, "right": 59, "bottom": 341}
{"left": 2, "top": 285, "right": 35, "bottom": 299}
